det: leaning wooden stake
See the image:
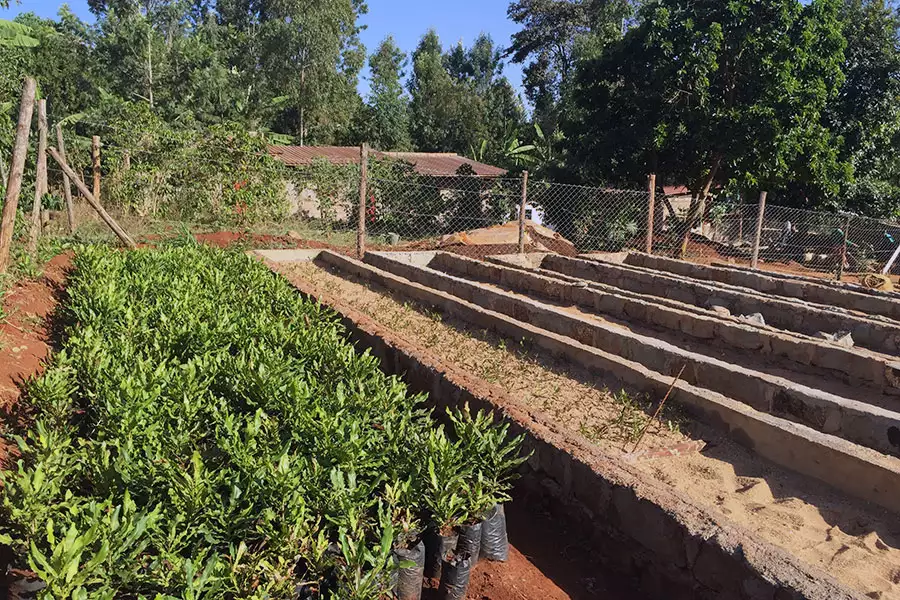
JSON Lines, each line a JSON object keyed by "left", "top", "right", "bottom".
{"left": 48, "top": 147, "right": 136, "bottom": 249}
{"left": 91, "top": 135, "right": 101, "bottom": 202}
{"left": 517, "top": 170, "right": 529, "bottom": 254}
{"left": 55, "top": 123, "right": 76, "bottom": 232}
{"left": 0, "top": 77, "right": 37, "bottom": 274}
{"left": 631, "top": 364, "right": 686, "bottom": 453}
{"left": 750, "top": 191, "right": 768, "bottom": 269}
{"left": 357, "top": 143, "right": 368, "bottom": 259}
{"left": 645, "top": 173, "right": 656, "bottom": 254}
{"left": 27, "top": 98, "right": 48, "bottom": 254}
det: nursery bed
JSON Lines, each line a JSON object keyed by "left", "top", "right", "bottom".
{"left": 274, "top": 256, "right": 900, "bottom": 600}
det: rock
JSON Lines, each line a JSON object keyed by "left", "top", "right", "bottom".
{"left": 739, "top": 313, "right": 766, "bottom": 327}
{"left": 710, "top": 305, "right": 731, "bottom": 318}
{"left": 705, "top": 298, "right": 729, "bottom": 311}
{"left": 287, "top": 230, "right": 303, "bottom": 239}
{"left": 817, "top": 330, "right": 854, "bottom": 349}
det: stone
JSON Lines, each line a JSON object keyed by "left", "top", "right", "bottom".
{"left": 739, "top": 313, "right": 766, "bottom": 327}
{"left": 816, "top": 330, "right": 855, "bottom": 349}
{"left": 706, "top": 298, "right": 731, "bottom": 317}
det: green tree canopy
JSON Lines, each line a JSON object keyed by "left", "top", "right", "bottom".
{"left": 567, "top": 0, "right": 850, "bottom": 207}
{"left": 358, "top": 36, "right": 411, "bottom": 151}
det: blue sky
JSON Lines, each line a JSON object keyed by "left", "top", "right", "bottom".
{"left": 0, "top": 0, "right": 526, "bottom": 100}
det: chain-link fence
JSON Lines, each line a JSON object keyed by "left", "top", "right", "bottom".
{"left": 286, "top": 162, "right": 652, "bottom": 256}
{"left": 286, "top": 162, "right": 900, "bottom": 281}
{"left": 668, "top": 202, "right": 900, "bottom": 280}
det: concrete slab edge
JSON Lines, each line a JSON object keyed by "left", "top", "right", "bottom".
{"left": 365, "top": 251, "right": 900, "bottom": 459}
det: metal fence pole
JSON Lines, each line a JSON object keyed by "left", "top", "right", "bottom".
{"left": 357, "top": 143, "right": 368, "bottom": 259}
{"left": 518, "top": 170, "right": 529, "bottom": 254}
{"left": 750, "top": 191, "right": 768, "bottom": 269}
{"left": 645, "top": 173, "right": 656, "bottom": 254}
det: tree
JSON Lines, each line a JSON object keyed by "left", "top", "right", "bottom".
{"left": 821, "top": 0, "right": 900, "bottom": 217}
{"left": 506, "top": 0, "right": 636, "bottom": 135}
{"left": 565, "top": 0, "right": 849, "bottom": 251}
{"left": 254, "top": 0, "right": 367, "bottom": 144}
{"left": 408, "top": 30, "right": 484, "bottom": 153}
{"left": 359, "top": 36, "right": 411, "bottom": 151}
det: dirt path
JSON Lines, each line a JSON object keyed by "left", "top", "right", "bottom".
{"left": 277, "top": 260, "right": 900, "bottom": 600}
{"left": 0, "top": 253, "right": 70, "bottom": 467}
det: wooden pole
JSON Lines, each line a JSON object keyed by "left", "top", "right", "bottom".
{"left": 750, "top": 191, "right": 768, "bottom": 270}
{"left": 518, "top": 170, "right": 530, "bottom": 254}
{"left": 631, "top": 364, "right": 686, "bottom": 453}
{"left": 55, "top": 123, "right": 76, "bottom": 232}
{"left": 645, "top": 173, "right": 656, "bottom": 254}
{"left": 357, "top": 143, "right": 368, "bottom": 259}
{"left": 48, "top": 147, "right": 136, "bottom": 249}
{"left": 91, "top": 135, "right": 101, "bottom": 202}
{"left": 27, "top": 98, "right": 48, "bottom": 254}
{"left": 123, "top": 150, "right": 131, "bottom": 171}
{"left": 837, "top": 215, "right": 850, "bottom": 282}
{"left": 0, "top": 77, "right": 37, "bottom": 274}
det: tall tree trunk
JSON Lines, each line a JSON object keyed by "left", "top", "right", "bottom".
{"left": 680, "top": 155, "right": 722, "bottom": 259}
{"left": 147, "top": 29, "right": 155, "bottom": 108}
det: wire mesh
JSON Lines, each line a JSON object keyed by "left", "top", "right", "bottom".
{"left": 662, "top": 202, "right": 900, "bottom": 279}
{"left": 296, "top": 169, "right": 654, "bottom": 254}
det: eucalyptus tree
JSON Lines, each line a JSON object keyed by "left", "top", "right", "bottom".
{"left": 506, "top": 0, "right": 637, "bottom": 136}
{"left": 360, "top": 36, "right": 412, "bottom": 151}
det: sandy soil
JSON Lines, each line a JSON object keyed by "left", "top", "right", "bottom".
{"left": 278, "top": 260, "right": 900, "bottom": 600}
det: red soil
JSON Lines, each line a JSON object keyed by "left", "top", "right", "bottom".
{"left": 0, "top": 253, "right": 71, "bottom": 467}
{"left": 193, "top": 231, "right": 341, "bottom": 250}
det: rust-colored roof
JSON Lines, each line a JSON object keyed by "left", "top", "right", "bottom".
{"left": 268, "top": 145, "right": 507, "bottom": 177}
{"left": 268, "top": 145, "right": 363, "bottom": 167}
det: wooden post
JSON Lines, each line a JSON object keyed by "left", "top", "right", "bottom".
{"left": 518, "top": 170, "right": 529, "bottom": 254}
{"left": 91, "top": 135, "right": 101, "bottom": 202}
{"left": 55, "top": 124, "right": 76, "bottom": 232}
{"left": 645, "top": 173, "right": 656, "bottom": 254}
{"left": 123, "top": 150, "right": 131, "bottom": 171}
{"left": 0, "top": 77, "right": 37, "bottom": 274}
{"left": 356, "top": 143, "right": 368, "bottom": 259}
{"left": 27, "top": 98, "right": 48, "bottom": 254}
{"left": 750, "top": 191, "right": 768, "bottom": 270}
{"left": 837, "top": 215, "right": 850, "bottom": 282}
{"left": 48, "top": 147, "right": 136, "bottom": 249}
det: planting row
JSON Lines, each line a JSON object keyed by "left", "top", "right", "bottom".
{"left": 0, "top": 246, "right": 524, "bottom": 599}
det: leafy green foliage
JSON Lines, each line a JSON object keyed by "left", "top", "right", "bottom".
{"left": 356, "top": 37, "right": 413, "bottom": 152}
{"left": 0, "top": 246, "right": 524, "bottom": 598}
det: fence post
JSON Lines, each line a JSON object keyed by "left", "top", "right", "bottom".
{"left": 750, "top": 191, "right": 768, "bottom": 269}
{"left": 357, "top": 143, "right": 368, "bottom": 259}
{"left": 837, "top": 215, "right": 850, "bottom": 282}
{"left": 56, "top": 123, "right": 76, "bottom": 232}
{"left": 91, "top": 135, "right": 101, "bottom": 202}
{"left": 645, "top": 173, "right": 656, "bottom": 254}
{"left": 518, "top": 170, "right": 529, "bottom": 254}
{"left": 28, "top": 98, "right": 48, "bottom": 254}
{"left": 48, "top": 147, "right": 136, "bottom": 249}
{"left": 0, "top": 77, "right": 37, "bottom": 274}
